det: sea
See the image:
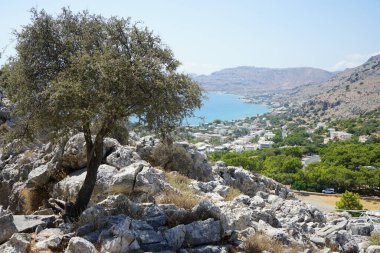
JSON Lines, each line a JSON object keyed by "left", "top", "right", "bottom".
{"left": 184, "top": 92, "right": 269, "bottom": 125}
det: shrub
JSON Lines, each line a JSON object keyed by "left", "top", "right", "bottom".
{"left": 369, "top": 232, "right": 380, "bottom": 245}
{"left": 336, "top": 191, "right": 363, "bottom": 216}
{"left": 151, "top": 143, "right": 193, "bottom": 176}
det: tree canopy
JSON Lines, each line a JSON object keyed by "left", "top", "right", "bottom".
{"left": 2, "top": 8, "right": 202, "bottom": 142}
{"left": 1, "top": 8, "right": 202, "bottom": 217}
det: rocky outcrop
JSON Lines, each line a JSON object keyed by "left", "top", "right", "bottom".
{"left": 136, "top": 138, "right": 214, "bottom": 182}
{"left": 0, "top": 233, "right": 31, "bottom": 253}
{"left": 1, "top": 133, "right": 378, "bottom": 253}
{"left": 65, "top": 237, "right": 97, "bottom": 253}
{"left": 110, "top": 161, "right": 168, "bottom": 198}
{"left": 62, "top": 133, "right": 119, "bottom": 170}
{"left": 52, "top": 164, "right": 118, "bottom": 203}
{"left": 105, "top": 146, "right": 140, "bottom": 169}
{"left": 213, "top": 162, "right": 290, "bottom": 198}
{"left": 325, "top": 230, "right": 359, "bottom": 253}
{"left": 0, "top": 207, "right": 18, "bottom": 244}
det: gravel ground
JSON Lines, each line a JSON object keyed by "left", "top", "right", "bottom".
{"left": 295, "top": 192, "right": 380, "bottom": 213}
{"left": 295, "top": 193, "right": 336, "bottom": 212}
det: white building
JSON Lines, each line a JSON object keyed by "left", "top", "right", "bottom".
{"left": 258, "top": 140, "right": 273, "bottom": 149}
{"left": 264, "top": 131, "right": 276, "bottom": 140}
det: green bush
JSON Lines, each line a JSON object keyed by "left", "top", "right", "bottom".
{"left": 336, "top": 191, "right": 363, "bottom": 216}
{"left": 151, "top": 143, "right": 193, "bottom": 176}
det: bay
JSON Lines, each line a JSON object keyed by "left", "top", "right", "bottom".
{"left": 184, "top": 92, "right": 269, "bottom": 125}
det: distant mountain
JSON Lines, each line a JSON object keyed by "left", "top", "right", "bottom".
{"left": 193, "top": 66, "right": 335, "bottom": 93}
{"left": 287, "top": 54, "right": 380, "bottom": 119}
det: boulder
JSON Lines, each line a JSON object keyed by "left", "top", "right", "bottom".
{"left": 347, "top": 221, "right": 374, "bottom": 236}
{"left": 191, "top": 199, "right": 254, "bottom": 233}
{"left": 62, "top": 133, "right": 88, "bottom": 169}
{"left": 53, "top": 164, "right": 118, "bottom": 203}
{"left": 275, "top": 199, "right": 325, "bottom": 231}
{"left": 111, "top": 162, "right": 166, "bottom": 195}
{"left": 136, "top": 135, "right": 159, "bottom": 160}
{"left": 100, "top": 217, "right": 139, "bottom": 253}
{"left": 0, "top": 233, "right": 31, "bottom": 253}
{"left": 184, "top": 218, "right": 221, "bottom": 247}
{"left": 213, "top": 164, "right": 289, "bottom": 198}
{"left": 0, "top": 207, "right": 18, "bottom": 244}
{"left": 188, "top": 245, "right": 232, "bottom": 253}
{"left": 325, "top": 230, "right": 359, "bottom": 253}
{"left": 163, "top": 224, "right": 186, "bottom": 250}
{"left": 62, "top": 133, "right": 118, "bottom": 170}
{"left": 105, "top": 146, "right": 140, "bottom": 169}
{"left": 159, "top": 204, "right": 191, "bottom": 226}
{"left": 251, "top": 195, "right": 265, "bottom": 208}
{"left": 35, "top": 235, "right": 62, "bottom": 250}
{"left": 97, "top": 194, "right": 141, "bottom": 217}
{"left": 26, "top": 162, "right": 54, "bottom": 187}
{"left": 316, "top": 218, "right": 348, "bottom": 237}
{"left": 142, "top": 204, "right": 167, "bottom": 229}
{"left": 367, "top": 245, "right": 380, "bottom": 253}
{"left": 13, "top": 215, "right": 56, "bottom": 233}
{"left": 65, "top": 237, "right": 97, "bottom": 253}
{"left": 258, "top": 220, "right": 289, "bottom": 244}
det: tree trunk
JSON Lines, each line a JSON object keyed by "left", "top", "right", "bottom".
{"left": 65, "top": 138, "right": 104, "bottom": 219}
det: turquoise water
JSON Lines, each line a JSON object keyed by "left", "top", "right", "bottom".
{"left": 185, "top": 92, "right": 269, "bottom": 125}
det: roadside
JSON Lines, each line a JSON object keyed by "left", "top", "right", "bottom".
{"left": 294, "top": 191, "right": 380, "bottom": 212}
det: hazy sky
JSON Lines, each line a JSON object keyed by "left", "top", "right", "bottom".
{"left": 1, "top": 0, "right": 379, "bottom": 74}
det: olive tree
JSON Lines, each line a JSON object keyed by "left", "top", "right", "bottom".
{"left": 2, "top": 8, "right": 202, "bottom": 218}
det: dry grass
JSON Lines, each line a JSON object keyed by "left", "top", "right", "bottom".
{"left": 296, "top": 193, "right": 380, "bottom": 211}
{"left": 156, "top": 190, "right": 200, "bottom": 210}
{"left": 156, "top": 172, "right": 200, "bottom": 210}
{"left": 243, "top": 232, "right": 283, "bottom": 253}
{"left": 165, "top": 172, "right": 191, "bottom": 192}
{"left": 224, "top": 187, "right": 242, "bottom": 201}
{"left": 243, "top": 232, "right": 311, "bottom": 253}
{"left": 370, "top": 232, "right": 380, "bottom": 245}
{"left": 20, "top": 186, "right": 50, "bottom": 214}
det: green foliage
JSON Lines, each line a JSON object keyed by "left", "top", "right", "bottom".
{"left": 151, "top": 143, "right": 193, "bottom": 176}
{"left": 3, "top": 8, "right": 202, "bottom": 142}
{"left": 320, "top": 142, "right": 380, "bottom": 170}
{"left": 208, "top": 140, "right": 380, "bottom": 194}
{"left": 336, "top": 190, "right": 363, "bottom": 211}
{"left": 330, "top": 109, "right": 380, "bottom": 136}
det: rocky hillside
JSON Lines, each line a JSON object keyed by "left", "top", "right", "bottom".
{"left": 0, "top": 133, "right": 378, "bottom": 252}
{"left": 193, "top": 67, "right": 335, "bottom": 93}
{"left": 287, "top": 54, "right": 380, "bottom": 120}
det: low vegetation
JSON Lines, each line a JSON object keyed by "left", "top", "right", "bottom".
{"left": 369, "top": 232, "right": 380, "bottom": 246}
{"left": 243, "top": 232, "right": 307, "bottom": 253}
{"left": 156, "top": 172, "right": 200, "bottom": 210}
{"left": 224, "top": 187, "right": 242, "bottom": 201}
{"left": 336, "top": 191, "right": 363, "bottom": 216}
{"left": 243, "top": 233, "right": 283, "bottom": 253}
{"left": 209, "top": 141, "right": 380, "bottom": 195}
{"left": 152, "top": 143, "right": 193, "bottom": 176}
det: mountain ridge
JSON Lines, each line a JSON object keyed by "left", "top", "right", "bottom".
{"left": 193, "top": 66, "right": 335, "bottom": 93}
{"left": 285, "top": 54, "right": 380, "bottom": 119}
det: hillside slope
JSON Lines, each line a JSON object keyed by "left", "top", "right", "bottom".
{"left": 288, "top": 54, "right": 380, "bottom": 119}
{"left": 193, "top": 66, "right": 335, "bottom": 93}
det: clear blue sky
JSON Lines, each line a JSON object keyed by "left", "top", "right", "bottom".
{"left": 1, "top": 0, "right": 379, "bottom": 74}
